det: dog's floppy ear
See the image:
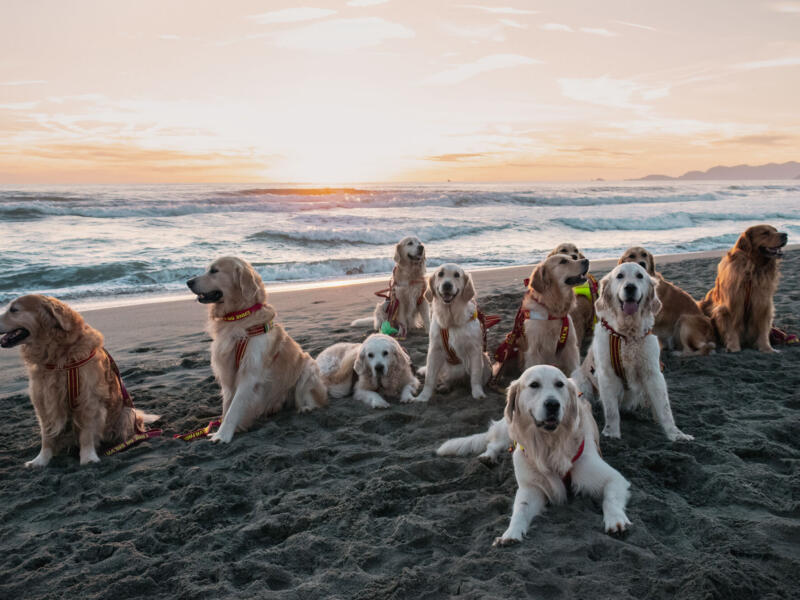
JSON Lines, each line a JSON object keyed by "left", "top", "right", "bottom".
{"left": 354, "top": 344, "right": 367, "bottom": 375}
{"left": 235, "top": 261, "right": 263, "bottom": 302}
{"left": 531, "top": 263, "right": 548, "bottom": 294}
{"left": 424, "top": 273, "right": 436, "bottom": 302}
{"left": 392, "top": 340, "right": 411, "bottom": 368}
{"left": 394, "top": 241, "right": 403, "bottom": 264}
{"left": 504, "top": 378, "right": 521, "bottom": 425}
{"left": 647, "top": 252, "right": 656, "bottom": 276}
{"left": 734, "top": 230, "right": 751, "bottom": 254}
{"left": 462, "top": 272, "right": 476, "bottom": 302}
{"left": 595, "top": 274, "right": 614, "bottom": 313}
{"left": 40, "top": 297, "right": 79, "bottom": 331}
{"left": 564, "top": 378, "right": 582, "bottom": 432}
{"left": 644, "top": 278, "right": 662, "bottom": 316}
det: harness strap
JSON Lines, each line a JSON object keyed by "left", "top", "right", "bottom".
{"left": 600, "top": 318, "right": 627, "bottom": 389}
{"left": 440, "top": 308, "right": 499, "bottom": 365}
{"left": 173, "top": 419, "right": 222, "bottom": 441}
{"left": 440, "top": 327, "right": 462, "bottom": 365}
{"left": 221, "top": 303, "right": 264, "bottom": 322}
{"left": 45, "top": 349, "right": 98, "bottom": 409}
{"left": 104, "top": 350, "right": 132, "bottom": 408}
{"left": 374, "top": 266, "right": 427, "bottom": 332}
{"left": 233, "top": 322, "right": 274, "bottom": 371}
{"left": 104, "top": 429, "right": 162, "bottom": 456}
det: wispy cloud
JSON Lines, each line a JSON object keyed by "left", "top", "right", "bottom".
{"left": 425, "top": 152, "right": 490, "bottom": 162}
{"left": 611, "top": 20, "right": 656, "bottom": 31}
{"left": 580, "top": 27, "right": 618, "bottom": 37}
{"left": 0, "top": 80, "right": 47, "bottom": 86}
{"left": 769, "top": 2, "right": 800, "bottom": 13}
{"left": 713, "top": 134, "right": 790, "bottom": 146}
{"left": 0, "top": 102, "right": 40, "bottom": 110}
{"left": 423, "top": 54, "right": 541, "bottom": 85}
{"left": 248, "top": 7, "right": 337, "bottom": 25}
{"left": 540, "top": 23, "right": 573, "bottom": 32}
{"left": 498, "top": 18, "right": 527, "bottom": 29}
{"left": 158, "top": 34, "right": 181, "bottom": 40}
{"left": 347, "top": 0, "right": 389, "bottom": 5}
{"left": 270, "top": 17, "right": 414, "bottom": 51}
{"left": 458, "top": 5, "right": 539, "bottom": 15}
{"left": 558, "top": 76, "right": 667, "bottom": 108}
{"left": 735, "top": 56, "right": 800, "bottom": 69}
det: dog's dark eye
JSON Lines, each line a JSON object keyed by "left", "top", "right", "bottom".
{"left": 529, "top": 381, "right": 540, "bottom": 388}
{"left": 560, "top": 259, "right": 567, "bottom": 264}
{"left": 407, "top": 241, "right": 413, "bottom": 245}
{"left": 616, "top": 273, "right": 624, "bottom": 279}
{"left": 628, "top": 254, "right": 635, "bottom": 259}
{"left": 209, "top": 268, "right": 218, "bottom": 274}
{"left": 438, "top": 271, "right": 444, "bottom": 277}
{"left": 571, "top": 255, "right": 577, "bottom": 260}
{"left": 9, "top": 306, "right": 17, "bottom": 313}
{"left": 367, "top": 353, "right": 374, "bottom": 358}
{"left": 454, "top": 272, "right": 460, "bottom": 278}
{"left": 382, "top": 351, "right": 388, "bottom": 356}
{"left": 555, "top": 380, "right": 564, "bottom": 388}
{"left": 636, "top": 273, "right": 643, "bottom": 279}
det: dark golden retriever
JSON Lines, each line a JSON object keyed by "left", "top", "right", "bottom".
{"left": 699, "top": 225, "right": 788, "bottom": 352}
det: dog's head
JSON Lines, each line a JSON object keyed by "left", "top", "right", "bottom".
{"left": 394, "top": 236, "right": 426, "bottom": 266}
{"left": 530, "top": 254, "right": 589, "bottom": 295}
{"left": 0, "top": 295, "right": 84, "bottom": 349}
{"left": 618, "top": 246, "right": 656, "bottom": 276}
{"left": 734, "top": 224, "right": 788, "bottom": 260}
{"left": 425, "top": 263, "right": 475, "bottom": 305}
{"left": 597, "top": 262, "right": 660, "bottom": 318}
{"left": 354, "top": 333, "right": 410, "bottom": 381}
{"left": 505, "top": 365, "right": 580, "bottom": 433}
{"left": 187, "top": 256, "right": 267, "bottom": 311}
{"left": 548, "top": 243, "right": 585, "bottom": 261}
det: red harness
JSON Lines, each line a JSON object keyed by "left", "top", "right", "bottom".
{"left": 494, "top": 280, "right": 570, "bottom": 365}
{"left": 600, "top": 318, "right": 657, "bottom": 390}
{"left": 513, "top": 438, "right": 585, "bottom": 484}
{"left": 440, "top": 308, "right": 501, "bottom": 365}
{"left": 374, "top": 266, "right": 426, "bottom": 332}
{"left": 233, "top": 322, "right": 275, "bottom": 371}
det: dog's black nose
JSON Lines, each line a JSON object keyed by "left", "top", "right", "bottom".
{"left": 187, "top": 278, "right": 197, "bottom": 291}
{"left": 442, "top": 281, "right": 453, "bottom": 291}
{"left": 418, "top": 244, "right": 424, "bottom": 251}
{"left": 544, "top": 398, "right": 560, "bottom": 415}
{"left": 638, "top": 261, "right": 646, "bottom": 268}
{"left": 624, "top": 283, "right": 637, "bottom": 296}
{"left": 780, "top": 232, "right": 788, "bottom": 244}
{"left": 374, "top": 363, "right": 385, "bottom": 374}
{"left": 581, "top": 258, "right": 589, "bottom": 268}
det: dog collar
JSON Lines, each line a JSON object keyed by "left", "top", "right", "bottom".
{"left": 221, "top": 303, "right": 263, "bottom": 322}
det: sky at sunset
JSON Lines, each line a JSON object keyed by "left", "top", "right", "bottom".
{"left": 1, "top": 0, "right": 799, "bottom": 183}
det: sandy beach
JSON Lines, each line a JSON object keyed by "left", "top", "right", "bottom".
{"left": 1, "top": 248, "right": 798, "bottom": 599}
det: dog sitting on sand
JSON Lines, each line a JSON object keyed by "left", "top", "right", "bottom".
{"left": 547, "top": 243, "right": 599, "bottom": 348}
{"left": 351, "top": 236, "right": 429, "bottom": 337}
{"left": 317, "top": 333, "right": 419, "bottom": 408}
{"left": 187, "top": 256, "right": 327, "bottom": 443}
{"left": 0, "top": 295, "right": 159, "bottom": 467}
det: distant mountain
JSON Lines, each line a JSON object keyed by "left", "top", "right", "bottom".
{"left": 634, "top": 161, "right": 800, "bottom": 181}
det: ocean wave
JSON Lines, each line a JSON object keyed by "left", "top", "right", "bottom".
{"left": 553, "top": 211, "right": 800, "bottom": 232}
{"left": 225, "top": 187, "right": 376, "bottom": 197}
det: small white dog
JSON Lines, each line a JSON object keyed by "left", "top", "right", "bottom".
{"left": 438, "top": 365, "right": 631, "bottom": 545}
{"left": 413, "top": 263, "right": 492, "bottom": 402}
{"left": 580, "top": 262, "right": 693, "bottom": 442}
{"left": 316, "top": 334, "right": 419, "bottom": 408}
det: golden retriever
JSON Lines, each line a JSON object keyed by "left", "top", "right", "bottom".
{"left": 699, "top": 225, "right": 788, "bottom": 352}
{"left": 548, "top": 243, "right": 598, "bottom": 347}
{"left": 587, "top": 263, "right": 693, "bottom": 441}
{"left": 187, "top": 256, "right": 327, "bottom": 443}
{"left": 412, "top": 263, "right": 492, "bottom": 402}
{"left": 317, "top": 333, "right": 419, "bottom": 408}
{"left": 494, "top": 254, "right": 588, "bottom": 377}
{"left": 0, "top": 295, "right": 158, "bottom": 467}
{"left": 351, "top": 236, "right": 429, "bottom": 337}
{"left": 440, "top": 365, "right": 631, "bottom": 546}
{"left": 619, "top": 246, "right": 715, "bottom": 356}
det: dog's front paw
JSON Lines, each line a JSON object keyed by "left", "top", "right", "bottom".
{"left": 79, "top": 449, "right": 101, "bottom": 465}
{"left": 492, "top": 532, "right": 522, "bottom": 547}
{"left": 368, "top": 394, "right": 390, "bottom": 409}
{"left": 478, "top": 452, "right": 499, "bottom": 466}
{"left": 668, "top": 430, "right": 694, "bottom": 442}
{"left": 416, "top": 366, "right": 427, "bottom": 378}
{"left": 471, "top": 386, "right": 486, "bottom": 400}
{"left": 25, "top": 454, "right": 50, "bottom": 468}
{"left": 210, "top": 428, "right": 234, "bottom": 444}
{"left": 601, "top": 426, "right": 621, "bottom": 439}
{"left": 603, "top": 510, "right": 632, "bottom": 534}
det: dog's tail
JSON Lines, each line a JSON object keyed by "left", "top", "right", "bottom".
{"left": 319, "top": 350, "right": 357, "bottom": 399}
{"left": 437, "top": 431, "right": 490, "bottom": 456}
{"left": 349, "top": 317, "right": 374, "bottom": 327}
{"left": 134, "top": 409, "right": 161, "bottom": 432}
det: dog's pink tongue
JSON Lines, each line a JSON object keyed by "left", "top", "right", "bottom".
{"left": 622, "top": 301, "right": 639, "bottom": 315}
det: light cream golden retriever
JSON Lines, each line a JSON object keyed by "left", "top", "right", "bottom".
{"left": 0, "top": 295, "right": 158, "bottom": 467}
{"left": 351, "top": 236, "right": 429, "bottom": 337}
{"left": 412, "top": 263, "right": 491, "bottom": 402}
{"left": 619, "top": 246, "right": 715, "bottom": 356}
{"left": 439, "top": 365, "right": 631, "bottom": 545}
{"left": 494, "top": 254, "right": 587, "bottom": 377}
{"left": 187, "top": 256, "right": 327, "bottom": 443}
{"left": 699, "top": 224, "right": 788, "bottom": 352}
{"left": 586, "top": 263, "right": 693, "bottom": 442}
{"left": 547, "top": 243, "right": 598, "bottom": 347}
{"left": 317, "top": 333, "right": 419, "bottom": 408}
